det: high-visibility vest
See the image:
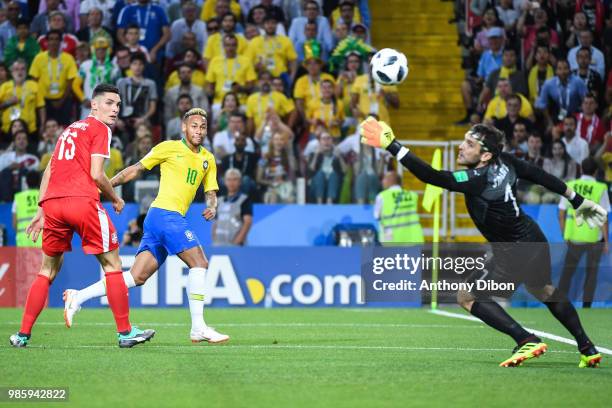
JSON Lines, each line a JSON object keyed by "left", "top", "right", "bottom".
{"left": 14, "top": 188, "right": 41, "bottom": 247}
{"left": 564, "top": 179, "right": 607, "bottom": 243}
{"left": 378, "top": 188, "right": 424, "bottom": 243}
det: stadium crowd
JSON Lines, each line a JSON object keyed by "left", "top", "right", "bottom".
{"left": 0, "top": 0, "right": 400, "bottom": 209}
{"left": 453, "top": 0, "right": 612, "bottom": 204}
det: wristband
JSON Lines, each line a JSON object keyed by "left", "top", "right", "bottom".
{"left": 569, "top": 192, "right": 584, "bottom": 209}
{"left": 387, "top": 140, "right": 409, "bottom": 158}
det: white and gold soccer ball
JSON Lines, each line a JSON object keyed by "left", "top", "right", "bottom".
{"left": 370, "top": 48, "right": 409, "bottom": 86}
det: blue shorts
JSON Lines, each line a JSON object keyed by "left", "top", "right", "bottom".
{"left": 136, "top": 207, "right": 200, "bottom": 266}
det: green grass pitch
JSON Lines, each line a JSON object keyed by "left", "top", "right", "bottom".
{"left": 1, "top": 307, "right": 611, "bottom": 407}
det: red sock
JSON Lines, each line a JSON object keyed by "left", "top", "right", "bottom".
{"left": 19, "top": 274, "right": 51, "bottom": 336}
{"left": 105, "top": 271, "right": 132, "bottom": 333}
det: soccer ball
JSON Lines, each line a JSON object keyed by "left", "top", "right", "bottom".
{"left": 370, "top": 48, "right": 409, "bottom": 86}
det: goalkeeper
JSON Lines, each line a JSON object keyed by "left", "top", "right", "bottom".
{"left": 360, "top": 117, "right": 606, "bottom": 368}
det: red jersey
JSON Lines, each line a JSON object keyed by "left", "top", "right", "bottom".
{"left": 42, "top": 116, "right": 112, "bottom": 203}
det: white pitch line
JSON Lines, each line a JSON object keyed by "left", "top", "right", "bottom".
{"left": 0, "top": 344, "right": 577, "bottom": 353}
{"left": 430, "top": 309, "right": 612, "bottom": 356}
{"left": 0, "top": 321, "right": 483, "bottom": 329}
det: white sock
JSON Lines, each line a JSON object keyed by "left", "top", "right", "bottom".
{"left": 75, "top": 271, "right": 136, "bottom": 306}
{"left": 187, "top": 267, "right": 207, "bottom": 332}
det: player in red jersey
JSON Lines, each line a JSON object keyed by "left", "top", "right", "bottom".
{"left": 9, "top": 84, "right": 154, "bottom": 348}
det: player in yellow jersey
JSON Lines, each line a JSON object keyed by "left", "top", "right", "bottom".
{"left": 62, "top": 108, "right": 229, "bottom": 344}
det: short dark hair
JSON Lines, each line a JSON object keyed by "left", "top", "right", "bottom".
{"left": 92, "top": 84, "right": 120, "bottom": 98}
{"left": 564, "top": 115, "right": 577, "bottom": 124}
{"left": 229, "top": 110, "right": 246, "bottom": 122}
{"left": 177, "top": 93, "right": 193, "bottom": 104}
{"left": 16, "top": 18, "right": 29, "bottom": 28}
{"left": 467, "top": 124, "right": 505, "bottom": 159}
{"left": 126, "top": 23, "right": 140, "bottom": 31}
{"left": 577, "top": 46, "right": 592, "bottom": 56}
{"left": 130, "top": 52, "right": 147, "bottom": 65}
{"left": 46, "top": 29, "right": 62, "bottom": 40}
{"left": 26, "top": 171, "right": 41, "bottom": 189}
{"left": 221, "top": 11, "right": 236, "bottom": 23}
{"left": 263, "top": 13, "right": 278, "bottom": 23}
{"left": 581, "top": 157, "right": 598, "bottom": 176}
{"left": 506, "top": 94, "right": 521, "bottom": 105}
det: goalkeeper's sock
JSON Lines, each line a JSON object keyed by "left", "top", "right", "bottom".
{"left": 545, "top": 289, "right": 592, "bottom": 350}
{"left": 75, "top": 271, "right": 136, "bottom": 306}
{"left": 19, "top": 274, "right": 51, "bottom": 336}
{"left": 471, "top": 301, "right": 532, "bottom": 344}
{"left": 187, "top": 267, "right": 207, "bottom": 332}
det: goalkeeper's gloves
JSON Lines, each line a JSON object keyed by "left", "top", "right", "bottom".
{"left": 359, "top": 116, "right": 396, "bottom": 149}
{"left": 570, "top": 193, "right": 608, "bottom": 229}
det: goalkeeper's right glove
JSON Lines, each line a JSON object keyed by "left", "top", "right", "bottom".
{"left": 360, "top": 116, "right": 396, "bottom": 149}
{"left": 573, "top": 197, "right": 608, "bottom": 229}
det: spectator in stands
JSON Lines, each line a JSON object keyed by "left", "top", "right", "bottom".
{"left": 518, "top": 132, "right": 550, "bottom": 204}
{"left": 528, "top": 45, "right": 554, "bottom": 105}
{"left": 247, "top": 14, "right": 297, "bottom": 89}
{"left": 0, "top": 130, "right": 39, "bottom": 201}
{"left": 306, "top": 79, "right": 345, "bottom": 140}
{"left": 124, "top": 23, "right": 151, "bottom": 61}
{"left": 79, "top": 0, "right": 116, "bottom": 30}
{"left": 212, "top": 168, "right": 253, "bottom": 246}
{"left": 271, "top": 75, "right": 295, "bottom": 112}
{"left": 38, "top": 0, "right": 80, "bottom": 32}
{"left": 247, "top": 4, "right": 285, "bottom": 37}
{"left": 496, "top": 0, "right": 520, "bottom": 33}
{"left": 206, "top": 33, "right": 256, "bottom": 118}
{"left": 204, "top": 12, "right": 248, "bottom": 69}
{"left": 165, "top": 49, "right": 206, "bottom": 89}
{"left": 479, "top": 47, "right": 527, "bottom": 108}
{"left": 485, "top": 79, "right": 534, "bottom": 122}
{"left": 257, "top": 131, "right": 296, "bottom": 204}
{"left": 245, "top": 71, "right": 295, "bottom": 136}
{"left": 543, "top": 140, "right": 578, "bottom": 183}
{"left": 575, "top": 0, "right": 604, "bottom": 35}
{"left": 78, "top": 37, "right": 121, "bottom": 118}
{"left": 289, "top": 1, "right": 333, "bottom": 60}
{"left": 308, "top": 131, "right": 345, "bottom": 204}
{"left": 116, "top": 52, "right": 157, "bottom": 139}
{"left": 113, "top": 46, "right": 131, "bottom": 77}
{"left": 3, "top": 19, "right": 39, "bottom": 69}
{"left": 575, "top": 94, "right": 603, "bottom": 150}
{"left": 221, "top": 133, "right": 259, "bottom": 197}
{"left": 254, "top": 107, "right": 294, "bottom": 155}
{"left": 0, "top": 59, "right": 44, "bottom": 138}
{"left": 122, "top": 214, "right": 145, "bottom": 247}
{"left": 163, "top": 63, "right": 208, "bottom": 124}
{"left": 565, "top": 11, "right": 589, "bottom": 49}
{"left": 76, "top": 7, "right": 113, "bottom": 50}
{"left": 117, "top": 0, "right": 170, "bottom": 64}
{"left": 335, "top": 51, "right": 362, "bottom": 132}
{"left": 166, "top": 93, "right": 193, "bottom": 140}
{"left": 244, "top": 23, "right": 259, "bottom": 40}
{"left": 165, "top": 31, "right": 200, "bottom": 74}
{"left": 37, "top": 118, "right": 60, "bottom": 158}
{"left": 572, "top": 47, "right": 604, "bottom": 103}
{"left": 206, "top": 17, "right": 220, "bottom": 37}
{"left": 123, "top": 133, "right": 159, "bottom": 202}
{"left": 457, "top": 27, "right": 504, "bottom": 124}
{"left": 536, "top": 60, "right": 587, "bottom": 128}
{"left": 213, "top": 91, "right": 240, "bottom": 134}
{"left": 166, "top": 1, "right": 207, "bottom": 60}
{"left": 493, "top": 93, "right": 534, "bottom": 143}
{"left": 332, "top": 22, "right": 349, "bottom": 50}
{"left": 504, "top": 121, "right": 529, "bottom": 158}
{"left": 568, "top": 30, "right": 605, "bottom": 78}
{"left": 294, "top": 50, "right": 335, "bottom": 120}
{"left": 351, "top": 56, "right": 399, "bottom": 124}
{"left": 594, "top": 131, "right": 612, "bottom": 182}
{"left": 294, "top": 21, "right": 327, "bottom": 65}
{"left": 518, "top": 6, "right": 560, "bottom": 62}
{"left": 29, "top": 29, "right": 77, "bottom": 127}
{"left": 0, "top": 1, "right": 19, "bottom": 53}
{"left": 258, "top": 0, "right": 285, "bottom": 26}
{"left": 213, "top": 110, "right": 255, "bottom": 159}
{"left": 561, "top": 115, "right": 590, "bottom": 166}
{"left": 38, "top": 11, "right": 79, "bottom": 56}
{"left": 201, "top": 0, "right": 241, "bottom": 23}
{"left": 474, "top": 7, "right": 503, "bottom": 54}
{"left": 30, "top": 0, "right": 74, "bottom": 37}
{"left": 334, "top": 1, "right": 360, "bottom": 31}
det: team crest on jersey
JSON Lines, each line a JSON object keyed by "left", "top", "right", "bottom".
{"left": 185, "top": 230, "right": 195, "bottom": 241}
{"left": 203, "top": 160, "right": 209, "bottom": 170}
{"left": 111, "top": 232, "right": 118, "bottom": 245}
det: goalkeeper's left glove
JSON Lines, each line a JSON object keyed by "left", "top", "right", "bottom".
{"left": 570, "top": 194, "right": 608, "bottom": 229}
{"left": 360, "top": 116, "right": 396, "bottom": 149}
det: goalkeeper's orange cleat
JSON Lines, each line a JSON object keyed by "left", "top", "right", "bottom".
{"left": 499, "top": 342, "right": 548, "bottom": 367}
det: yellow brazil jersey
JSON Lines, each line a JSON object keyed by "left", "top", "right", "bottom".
{"left": 28, "top": 51, "right": 78, "bottom": 100}
{"left": 201, "top": 0, "right": 241, "bottom": 22}
{"left": 245, "top": 91, "right": 295, "bottom": 130}
{"left": 306, "top": 99, "right": 345, "bottom": 138}
{"left": 206, "top": 55, "right": 256, "bottom": 104}
{"left": 203, "top": 32, "right": 248, "bottom": 61}
{"left": 0, "top": 80, "right": 44, "bottom": 133}
{"left": 352, "top": 74, "right": 397, "bottom": 124}
{"left": 246, "top": 35, "right": 297, "bottom": 77}
{"left": 140, "top": 140, "right": 219, "bottom": 216}
{"left": 484, "top": 93, "right": 533, "bottom": 120}
{"left": 331, "top": 7, "right": 363, "bottom": 28}
{"left": 165, "top": 69, "right": 207, "bottom": 90}
{"left": 293, "top": 73, "right": 335, "bottom": 109}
